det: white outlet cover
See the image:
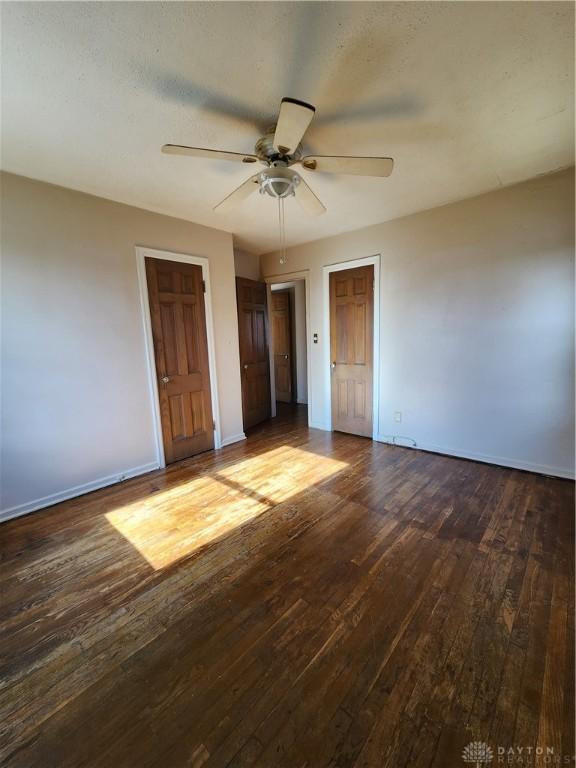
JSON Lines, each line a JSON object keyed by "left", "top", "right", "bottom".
{"left": 394, "top": 412, "right": 402, "bottom": 423}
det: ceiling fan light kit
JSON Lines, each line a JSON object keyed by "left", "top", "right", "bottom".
{"left": 258, "top": 166, "right": 300, "bottom": 199}
{"left": 162, "top": 96, "right": 394, "bottom": 259}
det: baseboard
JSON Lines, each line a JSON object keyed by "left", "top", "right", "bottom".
{"left": 296, "top": 398, "right": 308, "bottom": 405}
{"left": 0, "top": 461, "right": 161, "bottom": 524}
{"left": 374, "top": 435, "right": 575, "bottom": 480}
{"left": 220, "top": 432, "right": 246, "bottom": 448}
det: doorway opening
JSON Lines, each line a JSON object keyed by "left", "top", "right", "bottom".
{"left": 270, "top": 279, "right": 308, "bottom": 412}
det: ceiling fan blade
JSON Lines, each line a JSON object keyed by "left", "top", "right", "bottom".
{"left": 273, "top": 98, "right": 316, "bottom": 154}
{"left": 162, "top": 144, "right": 259, "bottom": 164}
{"left": 300, "top": 155, "right": 394, "bottom": 177}
{"left": 213, "top": 174, "right": 260, "bottom": 213}
{"left": 294, "top": 176, "right": 326, "bottom": 217}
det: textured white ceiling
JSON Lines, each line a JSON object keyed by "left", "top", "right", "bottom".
{"left": 2, "top": 2, "right": 574, "bottom": 254}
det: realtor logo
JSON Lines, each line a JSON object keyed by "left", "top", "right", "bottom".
{"left": 462, "top": 741, "right": 494, "bottom": 767}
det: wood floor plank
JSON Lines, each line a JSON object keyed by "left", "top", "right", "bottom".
{"left": 1, "top": 404, "right": 573, "bottom": 768}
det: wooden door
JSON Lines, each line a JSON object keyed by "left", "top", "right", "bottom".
{"left": 236, "top": 277, "right": 271, "bottom": 430}
{"left": 146, "top": 258, "right": 214, "bottom": 463}
{"left": 271, "top": 291, "right": 293, "bottom": 403}
{"left": 330, "top": 265, "right": 374, "bottom": 437}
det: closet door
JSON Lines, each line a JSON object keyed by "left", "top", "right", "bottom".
{"left": 146, "top": 257, "right": 214, "bottom": 462}
{"left": 236, "top": 277, "right": 271, "bottom": 430}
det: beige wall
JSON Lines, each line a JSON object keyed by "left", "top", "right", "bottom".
{"left": 234, "top": 248, "right": 260, "bottom": 281}
{"left": 1, "top": 172, "right": 244, "bottom": 518}
{"left": 262, "top": 169, "right": 575, "bottom": 478}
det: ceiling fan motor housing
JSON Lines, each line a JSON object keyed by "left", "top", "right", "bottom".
{"left": 254, "top": 127, "right": 303, "bottom": 165}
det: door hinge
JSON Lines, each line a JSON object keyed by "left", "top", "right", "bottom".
{"left": 213, "top": 419, "right": 216, "bottom": 430}
{"left": 202, "top": 280, "right": 206, "bottom": 293}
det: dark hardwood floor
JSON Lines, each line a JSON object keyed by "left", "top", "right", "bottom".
{"left": 1, "top": 405, "right": 574, "bottom": 767}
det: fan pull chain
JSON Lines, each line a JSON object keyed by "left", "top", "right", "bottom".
{"left": 278, "top": 196, "right": 288, "bottom": 265}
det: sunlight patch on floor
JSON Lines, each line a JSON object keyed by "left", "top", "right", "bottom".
{"left": 216, "top": 445, "right": 348, "bottom": 504}
{"left": 105, "top": 446, "right": 348, "bottom": 570}
{"left": 105, "top": 476, "right": 268, "bottom": 569}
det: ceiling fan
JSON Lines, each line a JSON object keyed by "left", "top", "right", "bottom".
{"left": 162, "top": 97, "right": 394, "bottom": 216}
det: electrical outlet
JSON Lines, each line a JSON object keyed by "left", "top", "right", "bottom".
{"left": 394, "top": 411, "right": 402, "bottom": 423}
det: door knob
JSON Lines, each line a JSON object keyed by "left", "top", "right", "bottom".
{"left": 284, "top": 354, "right": 289, "bottom": 360}
{"left": 331, "top": 362, "right": 336, "bottom": 369}
{"left": 243, "top": 364, "right": 248, "bottom": 370}
{"left": 161, "top": 376, "right": 170, "bottom": 384}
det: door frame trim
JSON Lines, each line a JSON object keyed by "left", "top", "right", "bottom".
{"left": 322, "top": 255, "right": 381, "bottom": 439}
{"left": 135, "top": 246, "right": 222, "bottom": 468}
{"left": 263, "top": 270, "right": 312, "bottom": 425}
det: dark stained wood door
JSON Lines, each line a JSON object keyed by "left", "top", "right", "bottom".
{"left": 329, "top": 265, "right": 374, "bottom": 437}
{"left": 271, "top": 291, "right": 293, "bottom": 403}
{"left": 236, "top": 277, "right": 271, "bottom": 430}
{"left": 146, "top": 257, "right": 214, "bottom": 463}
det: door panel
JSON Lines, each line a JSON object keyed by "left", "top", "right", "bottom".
{"left": 271, "top": 291, "right": 293, "bottom": 403}
{"left": 330, "top": 265, "right": 374, "bottom": 437}
{"left": 146, "top": 258, "right": 214, "bottom": 463}
{"left": 236, "top": 277, "right": 271, "bottom": 430}
{"left": 159, "top": 303, "right": 178, "bottom": 374}
{"left": 354, "top": 304, "right": 367, "bottom": 363}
